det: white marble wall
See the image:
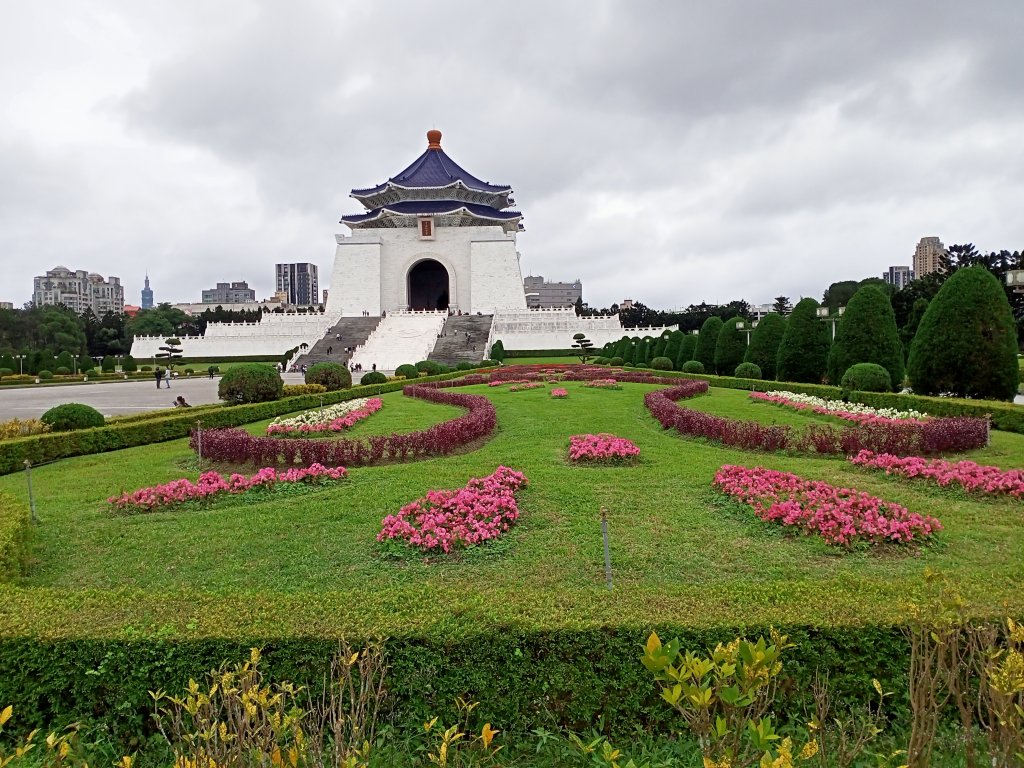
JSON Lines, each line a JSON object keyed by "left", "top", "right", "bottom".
{"left": 487, "top": 308, "right": 678, "bottom": 351}
{"left": 129, "top": 313, "right": 337, "bottom": 359}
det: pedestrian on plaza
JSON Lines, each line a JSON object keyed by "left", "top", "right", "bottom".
{"left": 165, "top": 369, "right": 171, "bottom": 388}
{"left": 208, "top": 366, "right": 216, "bottom": 378}
{"left": 327, "top": 345, "right": 333, "bottom": 355}
{"left": 173, "top": 395, "right": 191, "bottom": 408}
{"left": 155, "top": 367, "right": 163, "bottom": 389}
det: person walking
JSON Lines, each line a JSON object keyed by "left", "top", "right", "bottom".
{"left": 155, "top": 367, "right": 163, "bottom": 389}
{"left": 327, "top": 345, "right": 333, "bottom": 355}
{"left": 165, "top": 369, "right": 171, "bottom": 388}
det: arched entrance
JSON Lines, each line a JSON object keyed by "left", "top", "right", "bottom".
{"left": 407, "top": 259, "right": 450, "bottom": 310}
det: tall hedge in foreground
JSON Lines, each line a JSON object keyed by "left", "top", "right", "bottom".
{"left": 776, "top": 298, "right": 830, "bottom": 384}
{"left": 693, "top": 316, "right": 724, "bottom": 371}
{"left": 676, "top": 334, "right": 697, "bottom": 369}
{"left": 713, "top": 317, "right": 747, "bottom": 376}
{"left": 827, "top": 286, "right": 904, "bottom": 390}
{"left": 907, "top": 266, "right": 1020, "bottom": 400}
{"left": 744, "top": 313, "right": 786, "bottom": 380}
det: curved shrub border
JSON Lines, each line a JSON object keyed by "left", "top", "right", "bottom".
{"left": 645, "top": 381, "right": 988, "bottom": 456}
{"left": 191, "top": 384, "right": 497, "bottom": 468}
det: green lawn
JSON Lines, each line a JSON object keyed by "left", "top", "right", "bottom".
{"left": 2, "top": 381, "right": 1023, "bottom": 639}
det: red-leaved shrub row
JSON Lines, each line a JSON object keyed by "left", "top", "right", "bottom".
{"left": 190, "top": 384, "right": 496, "bottom": 467}
{"left": 645, "top": 381, "right": 988, "bottom": 456}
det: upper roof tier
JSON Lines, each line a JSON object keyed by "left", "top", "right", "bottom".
{"left": 341, "top": 200, "right": 523, "bottom": 233}
{"left": 349, "top": 130, "right": 515, "bottom": 211}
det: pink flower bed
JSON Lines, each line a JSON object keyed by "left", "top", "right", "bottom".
{"left": 584, "top": 378, "right": 621, "bottom": 389}
{"left": 551, "top": 388, "right": 568, "bottom": 398}
{"left": 508, "top": 382, "right": 546, "bottom": 392}
{"left": 266, "top": 398, "right": 382, "bottom": 435}
{"left": 377, "top": 466, "right": 528, "bottom": 554}
{"left": 108, "top": 463, "right": 348, "bottom": 514}
{"left": 568, "top": 433, "right": 641, "bottom": 464}
{"left": 713, "top": 464, "right": 941, "bottom": 546}
{"left": 849, "top": 450, "right": 1024, "bottom": 499}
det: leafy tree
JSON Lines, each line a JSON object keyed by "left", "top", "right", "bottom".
{"left": 612, "top": 337, "right": 630, "bottom": 360}
{"left": 907, "top": 266, "right": 1019, "bottom": 400}
{"left": 744, "top": 313, "right": 786, "bottom": 380}
{"left": 652, "top": 334, "right": 668, "bottom": 360}
{"left": 713, "top": 317, "right": 747, "bottom": 376}
{"left": 55, "top": 351, "right": 74, "bottom": 372}
{"left": 822, "top": 281, "right": 860, "bottom": 313}
{"left": 126, "top": 303, "right": 189, "bottom": 339}
{"left": 157, "top": 337, "right": 183, "bottom": 372}
{"left": 771, "top": 296, "right": 792, "bottom": 315}
{"left": 827, "top": 286, "right": 904, "bottom": 389}
{"left": 676, "top": 334, "right": 697, "bottom": 369}
{"left": 571, "top": 332, "right": 594, "bottom": 363}
{"left": 662, "top": 331, "right": 682, "bottom": 365}
{"left": 622, "top": 339, "right": 636, "bottom": 365}
{"left": 122, "top": 354, "right": 137, "bottom": 372}
{"left": 899, "top": 298, "right": 929, "bottom": 352}
{"left": 693, "top": 316, "right": 723, "bottom": 371}
{"left": 776, "top": 298, "right": 830, "bottom": 383}
{"left": 489, "top": 340, "right": 505, "bottom": 362}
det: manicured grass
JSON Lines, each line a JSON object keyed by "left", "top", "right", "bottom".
{"left": 1, "top": 381, "right": 1023, "bottom": 639}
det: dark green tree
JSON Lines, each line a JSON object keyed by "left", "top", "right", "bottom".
{"left": 744, "top": 313, "right": 786, "bottom": 380}
{"left": 827, "top": 286, "right": 905, "bottom": 389}
{"left": 676, "top": 334, "right": 697, "bottom": 369}
{"left": 662, "top": 331, "right": 682, "bottom": 365}
{"left": 899, "top": 298, "right": 930, "bottom": 352}
{"left": 907, "top": 266, "right": 1020, "bottom": 400}
{"left": 713, "top": 317, "right": 747, "bottom": 376}
{"left": 776, "top": 298, "right": 830, "bottom": 383}
{"left": 771, "top": 296, "right": 793, "bottom": 315}
{"left": 612, "top": 337, "right": 630, "bottom": 360}
{"left": 571, "top": 332, "right": 594, "bottom": 363}
{"left": 489, "top": 340, "right": 505, "bottom": 362}
{"left": 622, "top": 340, "right": 636, "bottom": 365}
{"left": 822, "top": 281, "right": 860, "bottom": 313}
{"left": 652, "top": 334, "right": 668, "bottom": 360}
{"left": 693, "top": 316, "right": 723, "bottom": 371}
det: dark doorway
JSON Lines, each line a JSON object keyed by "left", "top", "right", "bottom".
{"left": 408, "top": 260, "right": 449, "bottom": 310}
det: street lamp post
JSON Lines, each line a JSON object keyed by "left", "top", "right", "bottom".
{"left": 737, "top": 320, "right": 758, "bottom": 345}
{"left": 72, "top": 354, "right": 79, "bottom": 375}
{"left": 816, "top": 306, "right": 845, "bottom": 340}
{"left": 14, "top": 355, "right": 25, "bottom": 375}
{"left": 1007, "top": 269, "right": 1024, "bottom": 294}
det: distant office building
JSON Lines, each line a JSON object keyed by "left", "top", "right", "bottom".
{"left": 323, "top": 289, "right": 329, "bottom": 305}
{"left": 913, "top": 237, "right": 947, "bottom": 279}
{"left": 883, "top": 265, "right": 914, "bottom": 290}
{"left": 141, "top": 273, "right": 154, "bottom": 309}
{"left": 33, "top": 266, "right": 124, "bottom": 315}
{"left": 202, "top": 281, "right": 256, "bottom": 304}
{"left": 275, "top": 263, "right": 319, "bottom": 306}
{"left": 0, "top": 302, "right": 13, "bottom": 310}
{"left": 523, "top": 275, "right": 582, "bottom": 308}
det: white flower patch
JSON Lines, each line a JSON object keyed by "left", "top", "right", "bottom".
{"left": 268, "top": 398, "right": 375, "bottom": 430}
{"left": 757, "top": 391, "right": 927, "bottom": 420}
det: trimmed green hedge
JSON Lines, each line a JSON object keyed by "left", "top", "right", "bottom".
{"left": 0, "top": 490, "right": 30, "bottom": 582}
{"left": 0, "top": 624, "right": 910, "bottom": 744}
{"left": 0, "top": 372, "right": 466, "bottom": 475}
{"left": 503, "top": 349, "right": 578, "bottom": 358}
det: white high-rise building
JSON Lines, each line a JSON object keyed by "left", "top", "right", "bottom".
{"left": 883, "top": 265, "right": 914, "bottom": 289}
{"left": 913, "top": 237, "right": 946, "bottom": 279}
{"left": 33, "top": 266, "right": 124, "bottom": 315}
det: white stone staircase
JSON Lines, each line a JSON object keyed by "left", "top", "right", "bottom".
{"left": 349, "top": 311, "right": 447, "bottom": 372}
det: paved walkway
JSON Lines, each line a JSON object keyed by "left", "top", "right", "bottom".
{"left": 0, "top": 373, "right": 308, "bottom": 419}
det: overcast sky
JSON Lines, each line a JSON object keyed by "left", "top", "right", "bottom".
{"left": 2, "top": 1, "right": 1023, "bottom": 311}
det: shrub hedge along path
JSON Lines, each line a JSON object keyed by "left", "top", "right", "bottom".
{"left": 1, "top": 375, "right": 1023, "bottom": 738}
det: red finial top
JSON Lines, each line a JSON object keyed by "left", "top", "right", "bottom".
{"left": 427, "top": 129, "right": 442, "bottom": 149}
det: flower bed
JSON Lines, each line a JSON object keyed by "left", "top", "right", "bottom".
{"left": 192, "top": 385, "right": 496, "bottom": 468}
{"left": 584, "top": 379, "right": 621, "bottom": 390}
{"left": 645, "top": 382, "right": 988, "bottom": 456}
{"left": 550, "top": 388, "right": 568, "bottom": 398}
{"left": 568, "top": 433, "right": 640, "bottom": 464}
{"left": 377, "top": 466, "right": 528, "bottom": 554}
{"left": 108, "top": 463, "right": 348, "bottom": 514}
{"left": 750, "top": 390, "right": 928, "bottom": 424}
{"left": 266, "top": 398, "right": 382, "bottom": 435}
{"left": 849, "top": 450, "right": 1024, "bottom": 499}
{"left": 713, "top": 464, "right": 942, "bottom": 546}
{"left": 508, "top": 382, "right": 546, "bottom": 392}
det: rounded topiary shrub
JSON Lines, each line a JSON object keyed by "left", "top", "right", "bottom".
{"left": 0, "top": 368, "right": 12, "bottom": 377}
{"left": 305, "top": 362, "right": 351, "bottom": 392}
{"left": 54, "top": 366, "right": 71, "bottom": 376}
{"left": 184, "top": 367, "right": 195, "bottom": 375}
{"left": 744, "top": 313, "right": 786, "bottom": 380}
{"left": 415, "top": 360, "right": 443, "bottom": 375}
{"left": 734, "top": 362, "right": 762, "bottom": 379}
{"left": 650, "top": 356, "right": 674, "bottom": 371}
{"left": 680, "top": 360, "right": 705, "bottom": 374}
{"left": 694, "top": 316, "right": 724, "bottom": 371}
{"left": 37, "top": 370, "right": 53, "bottom": 379}
{"left": 776, "top": 298, "right": 831, "bottom": 384}
{"left": 395, "top": 364, "right": 419, "bottom": 379}
{"left": 41, "top": 403, "right": 105, "bottom": 431}
{"left": 455, "top": 361, "right": 476, "bottom": 371}
{"left": 360, "top": 370, "right": 387, "bottom": 385}
{"left": 714, "top": 317, "right": 748, "bottom": 376}
{"left": 609, "top": 356, "right": 624, "bottom": 366}
{"left": 827, "top": 285, "right": 904, "bottom": 390}
{"left": 140, "top": 365, "right": 152, "bottom": 372}
{"left": 479, "top": 359, "right": 497, "bottom": 367}
{"left": 122, "top": 355, "right": 137, "bottom": 372}
{"left": 841, "top": 363, "right": 892, "bottom": 394}
{"left": 218, "top": 363, "right": 283, "bottom": 404}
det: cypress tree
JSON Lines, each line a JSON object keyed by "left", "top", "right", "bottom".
{"left": 776, "top": 298, "right": 830, "bottom": 383}
{"left": 613, "top": 337, "right": 630, "bottom": 360}
{"left": 693, "top": 316, "right": 723, "bottom": 371}
{"left": 907, "top": 266, "right": 1020, "bottom": 400}
{"left": 676, "top": 334, "right": 697, "bottom": 369}
{"left": 622, "top": 341, "right": 636, "bottom": 365}
{"left": 652, "top": 335, "right": 668, "bottom": 360}
{"left": 827, "top": 286, "right": 905, "bottom": 389}
{"left": 744, "top": 313, "right": 786, "bottom": 380}
{"left": 122, "top": 354, "right": 137, "bottom": 372}
{"left": 714, "top": 317, "right": 748, "bottom": 376}
{"left": 663, "top": 331, "right": 682, "bottom": 365}
{"left": 636, "top": 337, "right": 651, "bottom": 366}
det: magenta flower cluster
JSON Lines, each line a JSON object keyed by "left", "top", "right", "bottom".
{"left": 568, "top": 433, "right": 641, "bottom": 463}
{"left": 377, "top": 466, "right": 528, "bottom": 554}
{"left": 713, "top": 464, "right": 942, "bottom": 546}
{"left": 550, "top": 388, "right": 569, "bottom": 398}
{"left": 107, "top": 463, "right": 348, "bottom": 514}
{"left": 508, "top": 382, "right": 546, "bottom": 392}
{"left": 584, "top": 379, "right": 621, "bottom": 389}
{"left": 849, "top": 450, "right": 1024, "bottom": 499}
{"left": 266, "top": 398, "right": 383, "bottom": 435}
{"left": 192, "top": 385, "right": 496, "bottom": 468}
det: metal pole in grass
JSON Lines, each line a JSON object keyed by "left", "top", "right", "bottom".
{"left": 600, "top": 506, "right": 613, "bottom": 590}
{"left": 23, "top": 460, "right": 38, "bottom": 524}
{"left": 195, "top": 420, "right": 202, "bottom": 465}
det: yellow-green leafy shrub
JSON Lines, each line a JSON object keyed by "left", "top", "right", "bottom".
{"left": 282, "top": 383, "right": 328, "bottom": 397}
{"left": 0, "top": 419, "right": 50, "bottom": 440}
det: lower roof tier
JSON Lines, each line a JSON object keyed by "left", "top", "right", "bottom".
{"left": 341, "top": 200, "right": 523, "bottom": 232}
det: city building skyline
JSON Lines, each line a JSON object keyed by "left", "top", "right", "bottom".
{"left": 201, "top": 281, "right": 256, "bottom": 304}
{"left": 32, "top": 266, "right": 124, "bottom": 315}
{"left": 275, "top": 263, "right": 319, "bottom": 306}
{"left": 913, "top": 237, "right": 947, "bottom": 279}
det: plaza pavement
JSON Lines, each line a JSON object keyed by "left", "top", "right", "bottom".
{"left": 0, "top": 372, "right": 309, "bottom": 419}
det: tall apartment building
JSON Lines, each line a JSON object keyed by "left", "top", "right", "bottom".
{"left": 32, "top": 266, "right": 124, "bottom": 315}
{"left": 913, "top": 237, "right": 947, "bottom": 279}
{"left": 883, "top": 265, "right": 914, "bottom": 290}
{"left": 275, "top": 263, "right": 319, "bottom": 306}
{"left": 201, "top": 281, "right": 256, "bottom": 304}
{"left": 523, "top": 275, "right": 582, "bottom": 308}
